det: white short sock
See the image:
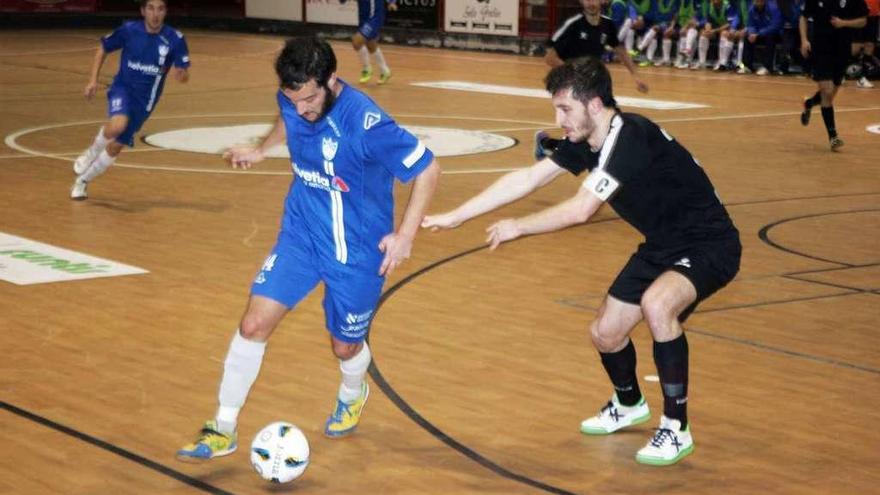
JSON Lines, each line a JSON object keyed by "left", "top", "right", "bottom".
{"left": 216, "top": 329, "right": 267, "bottom": 433}
{"left": 338, "top": 342, "right": 371, "bottom": 403}
{"left": 372, "top": 48, "right": 389, "bottom": 74}
{"left": 78, "top": 149, "right": 116, "bottom": 183}
{"left": 357, "top": 46, "right": 371, "bottom": 70}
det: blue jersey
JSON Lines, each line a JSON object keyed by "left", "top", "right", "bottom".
{"left": 278, "top": 82, "right": 433, "bottom": 269}
{"left": 102, "top": 21, "right": 190, "bottom": 112}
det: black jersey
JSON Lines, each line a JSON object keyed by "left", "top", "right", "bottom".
{"left": 802, "top": 0, "right": 868, "bottom": 40}
{"left": 548, "top": 13, "right": 620, "bottom": 60}
{"left": 550, "top": 113, "right": 738, "bottom": 248}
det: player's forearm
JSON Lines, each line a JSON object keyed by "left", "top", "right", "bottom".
{"left": 89, "top": 47, "right": 108, "bottom": 83}
{"left": 799, "top": 16, "right": 808, "bottom": 43}
{"left": 452, "top": 166, "right": 544, "bottom": 224}
{"left": 397, "top": 160, "right": 440, "bottom": 239}
{"left": 514, "top": 190, "right": 597, "bottom": 236}
{"left": 617, "top": 46, "right": 639, "bottom": 76}
{"left": 257, "top": 117, "right": 286, "bottom": 154}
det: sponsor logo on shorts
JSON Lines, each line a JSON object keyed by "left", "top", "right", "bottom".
{"left": 340, "top": 309, "right": 374, "bottom": 337}
{"left": 674, "top": 257, "right": 692, "bottom": 268}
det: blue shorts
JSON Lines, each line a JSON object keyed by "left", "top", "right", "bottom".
{"left": 107, "top": 84, "right": 151, "bottom": 147}
{"left": 357, "top": 0, "right": 386, "bottom": 40}
{"left": 250, "top": 229, "right": 385, "bottom": 343}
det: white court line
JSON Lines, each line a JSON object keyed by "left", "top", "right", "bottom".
{"left": 6, "top": 108, "right": 879, "bottom": 176}
{"left": 0, "top": 147, "right": 166, "bottom": 161}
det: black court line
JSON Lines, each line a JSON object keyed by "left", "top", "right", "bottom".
{"left": 785, "top": 262, "right": 880, "bottom": 277}
{"left": 757, "top": 208, "right": 880, "bottom": 267}
{"left": 0, "top": 401, "right": 235, "bottom": 495}
{"left": 684, "top": 326, "right": 880, "bottom": 375}
{"left": 783, "top": 274, "right": 868, "bottom": 293}
{"left": 368, "top": 245, "right": 581, "bottom": 495}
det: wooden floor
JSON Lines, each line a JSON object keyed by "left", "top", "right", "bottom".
{"left": 1, "top": 29, "right": 879, "bottom": 495}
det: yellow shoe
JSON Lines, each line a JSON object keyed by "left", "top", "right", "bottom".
{"left": 324, "top": 382, "right": 369, "bottom": 437}
{"left": 176, "top": 420, "right": 237, "bottom": 462}
{"left": 358, "top": 68, "right": 373, "bottom": 84}
{"left": 378, "top": 70, "right": 392, "bottom": 85}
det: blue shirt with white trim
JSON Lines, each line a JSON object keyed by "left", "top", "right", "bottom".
{"left": 278, "top": 82, "right": 434, "bottom": 268}
{"left": 102, "top": 20, "right": 190, "bottom": 112}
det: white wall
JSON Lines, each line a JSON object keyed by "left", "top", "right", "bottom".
{"left": 246, "top": 0, "right": 303, "bottom": 21}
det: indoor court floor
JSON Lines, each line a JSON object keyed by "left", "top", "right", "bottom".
{"left": 1, "top": 29, "right": 879, "bottom": 494}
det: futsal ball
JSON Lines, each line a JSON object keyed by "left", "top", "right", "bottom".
{"left": 250, "top": 421, "right": 310, "bottom": 483}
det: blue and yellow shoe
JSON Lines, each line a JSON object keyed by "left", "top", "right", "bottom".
{"left": 358, "top": 68, "right": 373, "bottom": 84}
{"left": 176, "top": 420, "right": 237, "bottom": 462}
{"left": 324, "top": 382, "right": 370, "bottom": 437}
{"left": 378, "top": 70, "right": 392, "bottom": 85}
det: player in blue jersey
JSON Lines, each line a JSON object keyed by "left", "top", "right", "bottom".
{"left": 70, "top": 0, "right": 189, "bottom": 200}
{"left": 177, "top": 36, "right": 440, "bottom": 461}
{"left": 350, "top": 0, "right": 397, "bottom": 84}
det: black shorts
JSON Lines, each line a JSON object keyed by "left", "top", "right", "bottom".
{"left": 810, "top": 35, "right": 851, "bottom": 85}
{"left": 857, "top": 16, "right": 879, "bottom": 43}
{"left": 608, "top": 237, "right": 741, "bottom": 322}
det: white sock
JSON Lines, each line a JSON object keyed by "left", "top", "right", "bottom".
{"left": 638, "top": 29, "right": 657, "bottom": 51}
{"left": 662, "top": 38, "right": 672, "bottom": 62}
{"left": 625, "top": 30, "right": 635, "bottom": 52}
{"left": 372, "top": 47, "right": 389, "bottom": 74}
{"left": 685, "top": 28, "right": 698, "bottom": 55}
{"left": 736, "top": 39, "right": 745, "bottom": 65}
{"left": 338, "top": 342, "right": 371, "bottom": 403}
{"left": 86, "top": 127, "right": 110, "bottom": 160}
{"left": 216, "top": 329, "right": 267, "bottom": 433}
{"left": 677, "top": 37, "right": 687, "bottom": 57}
{"left": 718, "top": 38, "right": 733, "bottom": 66}
{"left": 357, "top": 46, "right": 371, "bottom": 70}
{"left": 699, "top": 36, "right": 709, "bottom": 65}
{"left": 646, "top": 38, "right": 658, "bottom": 62}
{"left": 618, "top": 18, "right": 632, "bottom": 45}
{"left": 78, "top": 149, "right": 116, "bottom": 183}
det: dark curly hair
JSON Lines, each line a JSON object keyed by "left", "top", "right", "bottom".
{"left": 275, "top": 36, "right": 337, "bottom": 90}
{"left": 544, "top": 57, "right": 617, "bottom": 108}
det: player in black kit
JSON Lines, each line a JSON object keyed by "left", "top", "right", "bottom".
{"left": 546, "top": 0, "right": 649, "bottom": 93}
{"left": 799, "top": 0, "right": 868, "bottom": 150}
{"left": 422, "top": 58, "right": 740, "bottom": 466}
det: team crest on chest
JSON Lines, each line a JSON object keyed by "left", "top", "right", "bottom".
{"left": 158, "top": 44, "right": 169, "bottom": 65}
{"left": 322, "top": 137, "right": 338, "bottom": 161}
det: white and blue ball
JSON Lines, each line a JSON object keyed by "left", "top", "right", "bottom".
{"left": 250, "top": 421, "right": 310, "bottom": 483}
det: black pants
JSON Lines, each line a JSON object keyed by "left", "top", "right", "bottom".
{"left": 780, "top": 27, "right": 808, "bottom": 74}
{"left": 743, "top": 34, "right": 778, "bottom": 71}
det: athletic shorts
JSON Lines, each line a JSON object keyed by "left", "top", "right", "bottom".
{"left": 250, "top": 228, "right": 385, "bottom": 343}
{"left": 106, "top": 84, "right": 151, "bottom": 147}
{"left": 608, "top": 237, "right": 741, "bottom": 322}
{"left": 358, "top": 0, "right": 386, "bottom": 40}
{"left": 810, "top": 35, "right": 851, "bottom": 85}
{"left": 856, "top": 16, "right": 879, "bottom": 43}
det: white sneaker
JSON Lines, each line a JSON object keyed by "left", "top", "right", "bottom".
{"left": 580, "top": 394, "right": 651, "bottom": 435}
{"left": 635, "top": 415, "right": 694, "bottom": 466}
{"left": 857, "top": 76, "right": 874, "bottom": 88}
{"left": 756, "top": 67, "right": 769, "bottom": 76}
{"left": 73, "top": 151, "right": 96, "bottom": 175}
{"left": 736, "top": 66, "right": 751, "bottom": 74}
{"left": 70, "top": 179, "right": 88, "bottom": 200}
{"left": 689, "top": 60, "right": 702, "bottom": 70}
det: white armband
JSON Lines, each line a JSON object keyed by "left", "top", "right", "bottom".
{"left": 582, "top": 169, "right": 620, "bottom": 201}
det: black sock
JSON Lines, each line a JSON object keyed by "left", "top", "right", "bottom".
{"left": 805, "top": 91, "right": 821, "bottom": 108}
{"left": 653, "top": 334, "right": 689, "bottom": 429}
{"left": 820, "top": 106, "right": 837, "bottom": 138}
{"left": 599, "top": 339, "right": 642, "bottom": 406}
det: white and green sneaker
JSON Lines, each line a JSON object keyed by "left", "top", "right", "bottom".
{"left": 635, "top": 415, "right": 694, "bottom": 466}
{"left": 580, "top": 394, "right": 651, "bottom": 435}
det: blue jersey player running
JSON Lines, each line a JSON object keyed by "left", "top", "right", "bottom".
{"left": 350, "top": 0, "right": 397, "bottom": 84}
{"left": 70, "top": 0, "right": 190, "bottom": 200}
{"left": 177, "top": 36, "right": 440, "bottom": 462}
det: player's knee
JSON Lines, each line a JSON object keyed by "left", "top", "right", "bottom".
{"left": 332, "top": 340, "right": 361, "bottom": 360}
{"left": 590, "top": 319, "right": 626, "bottom": 352}
{"left": 239, "top": 313, "right": 273, "bottom": 341}
{"left": 640, "top": 294, "right": 673, "bottom": 330}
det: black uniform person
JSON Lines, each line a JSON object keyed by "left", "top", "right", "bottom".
{"left": 546, "top": 0, "right": 649, "bottom": 93}
{"left": 799, "top": 0, "right": 868, "bottom": 151}
{"left": 423, "top": 58, "right": 741, "bottom": 466}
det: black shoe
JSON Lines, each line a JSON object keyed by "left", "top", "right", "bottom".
{"left": 800, "top": 99, "right": 812, "bottom": 126}
{"left": 830, "top": 136, "right": 844, "bottom": 151}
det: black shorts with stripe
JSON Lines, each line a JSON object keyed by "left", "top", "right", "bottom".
{"left": 608, "top": 237, "right": 742, "bottom": 322}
